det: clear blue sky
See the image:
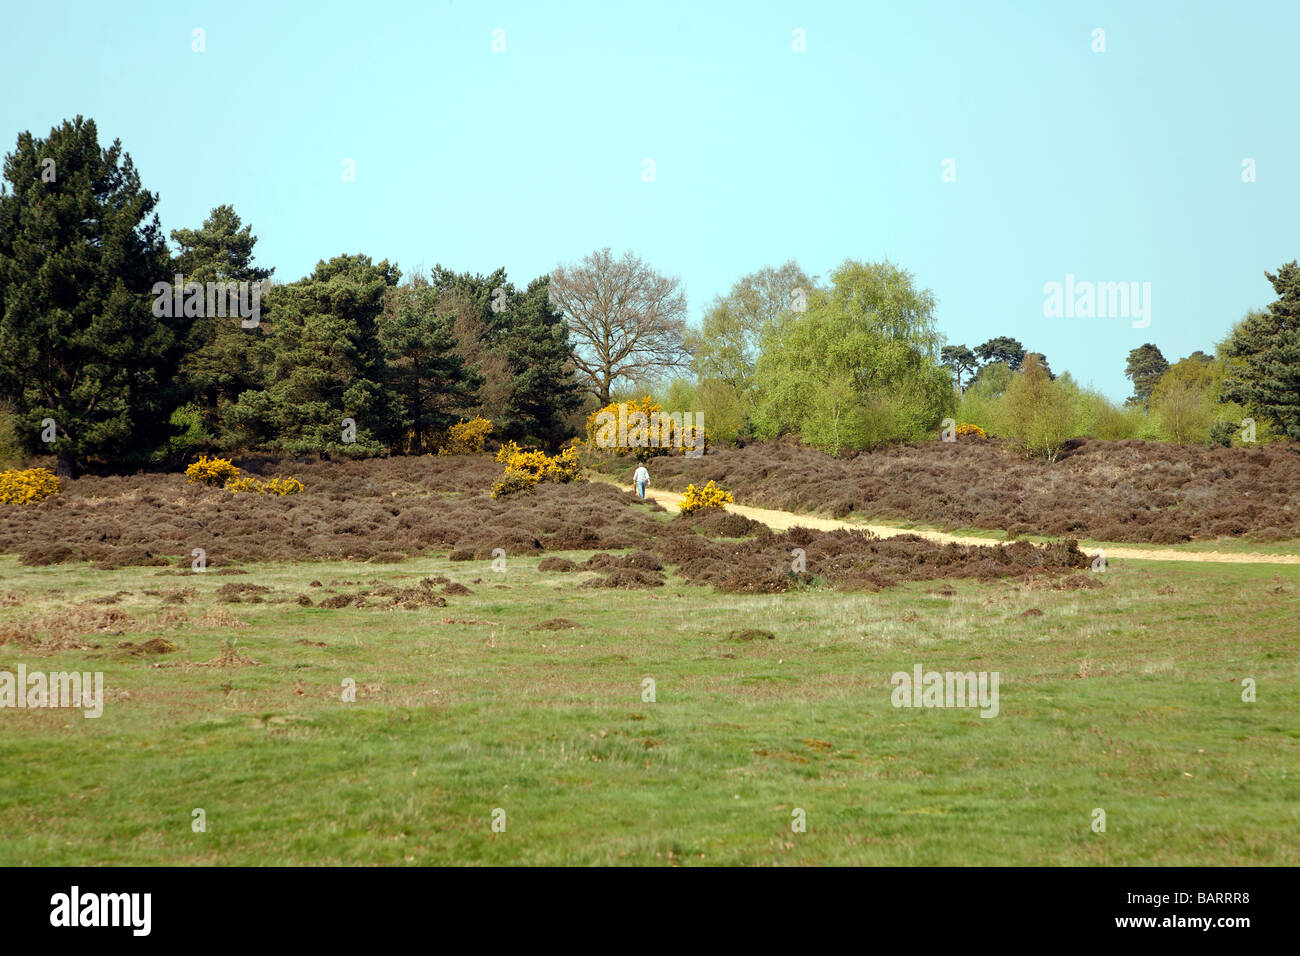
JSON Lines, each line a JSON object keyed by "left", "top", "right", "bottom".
{"left": 3, "top": 0, "right": 1296, "bottom": 401}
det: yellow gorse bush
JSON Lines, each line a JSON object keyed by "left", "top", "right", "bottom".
{"left": 185, "top": 455, "right": 241, "bottom": 486}
{"left": 261, "top": 476, "right": 305, "bottom": 495}
{"left": 956, "top": 422, "right": 987, "bottom": 438}
{"left": 585, "top": 396, "right": 707, "bottom": 459}
{"left": 677, "top": 479, "right": 734, "bottom": 514}
{"left": 491, "top": 445, "right": 584, "bottom": 498}
{"left": 439, "top": 417, "right": 493, "bottom": 455}
{"left": 0, "top": 467, "right": 61, "bottom": 505}
{"left": 223, "top": 476, "right": 260, "bottom": 494}
{"left": 185, "top": 456, "right": 302, "bottom": 495}
{"left": 226, "top": 475, "right": 304, "bottom": 495}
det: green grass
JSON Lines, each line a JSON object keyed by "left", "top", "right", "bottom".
{"left": 1, "top": 552, "right": 1296, "bottom": 865}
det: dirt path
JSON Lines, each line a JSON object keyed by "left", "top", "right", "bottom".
{"left": 617, "top": 483, "right": 1300, "bottom": 566}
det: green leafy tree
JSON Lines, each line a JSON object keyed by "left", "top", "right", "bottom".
{"left": 1220, "top": 262, "right": 1300, "bottom": 439}
{"left": 170, "top": 204, "right": 273, "bottom": 443}
{"left": 1123, "top": 343, "right": 1169, "bottom": 408}
{"left": 752, "top": 260, "right": 953, "bottom": 454}
{"left": 1001, "top": 354, "right": 1075, "bottom": 462}
{"left": 224, "top": 254, "right": 400, "bottom": 456}
{"left": 689, "top": 261, "right": 812, "bottom": 391}
{"left": 1149, "top": 354, "right": 1221, "bottom": 444}
{"left": 1024, "top": 351, "right": 1054, "bottom": 380}
{"left": 0, "top": 116, "right": 177, "bottom": 476}
{"left": 685, "top": 261, "right": 812, "bottom": 441}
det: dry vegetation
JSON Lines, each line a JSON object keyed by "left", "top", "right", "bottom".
{"left": 0, "top": 456, "right": 660, "bottom": 568}
{"left": 0, "top": 453, "right": 1104, "bottom": 593}
{"left": 639, "top": 436, "right": 1300, "bottom": 543}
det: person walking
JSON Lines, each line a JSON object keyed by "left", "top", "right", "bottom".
{"left": 633, "top": 463, "right": 650, "bottom": 500}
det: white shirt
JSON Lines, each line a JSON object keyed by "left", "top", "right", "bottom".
{"left": 633, "top": 466, "right": 650, "bottom": 484}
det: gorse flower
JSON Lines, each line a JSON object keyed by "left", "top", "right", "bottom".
{"left": 184, "top": 457, "right": 302, "bottom": 494}
{"left": 225, "top": 475, "right": 304, "bottom": 495}
{"left": 678, "top": 480, "right": 733, "bottom": 514}
{"left": 585, "top": 396, "right": 707, "bottom": 460}
{"left": 0, "top": 467, "right": 61, "bottom": 504}
{"left": 439, "top": 417, "right": 493, "bottom": 455}
{"left": 185, "top": 455, "right": 240, "bottom": 486}
{"left": 491, "top": 445, "right": 584, "bottom": 498}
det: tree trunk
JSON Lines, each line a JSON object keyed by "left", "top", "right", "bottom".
{"left": 56, "top": 452, "right": 76, "bottom": 480}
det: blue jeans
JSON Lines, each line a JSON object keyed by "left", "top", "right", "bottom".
{"left": 636, "top": 481, "right": 647, "bottom": 499}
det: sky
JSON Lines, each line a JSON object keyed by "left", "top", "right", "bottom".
{"left": 2, "top": 0, "right": 1296, "bottom": 402}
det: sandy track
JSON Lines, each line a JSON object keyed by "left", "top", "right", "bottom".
{"left": 617, "top": 484, "right": 1300, "bottom": 566}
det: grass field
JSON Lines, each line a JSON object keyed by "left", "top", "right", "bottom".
{"left": 2, "top": 528, "right": 1296, "bottom": 866}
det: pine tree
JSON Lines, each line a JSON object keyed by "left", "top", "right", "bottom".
{"left": 223, "top": 254, "right": 400, "bottom": 456}
{"left": 424, "top": 267, "right": 581, "bottom": 447}
{"left": 973, "top": 336, "right": 1026, "bottom": 370}
{"left": 170, "top": 205, "right": 274, "bottom": 440}
{"left": 1123, "top": 343, "right": 1169, "bottom": 408}
{"left": 940, "top": 345, "right": 978, "bottom": 392}
{"left": 379, "top": 283, "right": 483, "bottom": 453}
{"left": 0, "top": 116, "right": 176, "bottom": 476}
{"left": 496, "top": 276, "right": 582, "bottom": 447}
{"left": 1221, "top": 262, "right": 1300, "bottom": 439}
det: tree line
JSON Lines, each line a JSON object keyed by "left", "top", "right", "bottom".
{"left": 2, "top": 117, "right": 1297, "bottom": 474}
{"left": 0, "top": 119, "right": 686, "bottom": 474}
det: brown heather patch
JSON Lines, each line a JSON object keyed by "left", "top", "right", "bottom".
{"left": 0, "top": 454, "right": 664, "bottom": 568}
{"left": 661, "top": 527, "right": 1091, "bottom": 593}
{"left": 640, "top": 436, "right": 1300, "bottom": 544}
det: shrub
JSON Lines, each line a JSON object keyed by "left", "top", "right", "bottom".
{"left": 225, "top": 475, "right": 305, "bottom": 495}
{"left": 490, "top": 445, "right": 585, "bottom": 498}
{"left": 955, "top": 422, "right": 986, "bottom": 438}
{"left": 438, "top": 417, "right": 493, "bottom": 455}
{"left": 544, "top": 445, "right": 583, "bottom": 483}
{"left": 490, "top": 467, "right": 542, "bottom": 498}
{"left": 586, "top": 395, "right": 706, "bottom": 459}
{"left": 678, "top": 479, "right": 734, "bottom": 514}
{"left": 0, "top": 467, "right": 61, "bottom": 505}
{"left": 163, "top": 403, "right": 213, "bottom": 461}
{"left": 186, "top": 455, "right": 241, "bottom": 487}
{"left": 261, "top": 476, "right": 305, "bottom": 495}
{"left": 1208, "top": 420, "right": 1236, "bottom": 447}
{"left": 224, "top": 476, "right": 261, "bottom": 494}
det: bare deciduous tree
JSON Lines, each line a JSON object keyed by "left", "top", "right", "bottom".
{"left": 549, "top": 247, "right": 689, "bottom": 404}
